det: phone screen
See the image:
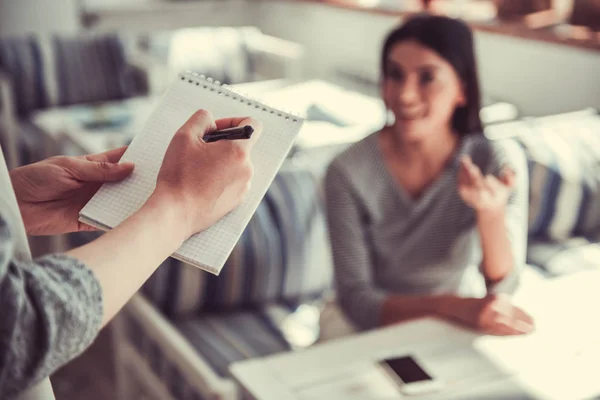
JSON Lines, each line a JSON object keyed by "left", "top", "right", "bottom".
{"left": 382, "top": 356, "right": 433, "bottom": 384}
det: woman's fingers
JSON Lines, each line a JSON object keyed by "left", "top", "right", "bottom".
{"left": 500, "top": 166, "right": 516, "bottom": 188}
{"left": 460, "top": 156, "right": 484, "bottom": 189}
{"left": 214, "top": 117, "right": 263, "bottom": 152}
{"left": 487, "top": 306, "right": 535, "bottom": 336}
{"left": 83, "top": 146, "right": 129, "bottom": 164}
{"left": 459, "top": 158, "right": 516, "bottom": 203}
{"left": 214, "top": 116, "right": 254, "bottom": 130}
{"left": 514, "top": 307, "right": 535, "bottom": 331}
{"left": 484, "top": 175, "right": 502, "bottom": 192}
{"left": 177, "top": 109, "right": 217, "bottom": 141}
{"left": 478, "top": 294, "right": 534, "bottom": 336}
{"left": 458, "top": 158, "right": 470, "bottom": 186}
{"left": 68, "top": 157, "right": 135, "bottom": 183}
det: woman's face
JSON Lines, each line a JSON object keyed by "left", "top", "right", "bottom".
{"left": 382, "top": 40, "right": 466, "bottom": 142}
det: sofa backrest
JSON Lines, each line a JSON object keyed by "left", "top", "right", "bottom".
{"left": 142, "top": 166, "right": 333, "bottom": 318}
{"left": 0, "top": 33, "right": 134, "bottom": 116}
{"left": 510, "top": 110, "right": 600, "bottom": 241}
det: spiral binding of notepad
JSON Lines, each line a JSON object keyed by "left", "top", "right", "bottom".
{"left": 179, "top": 71, "right": 301, "bottom": 123}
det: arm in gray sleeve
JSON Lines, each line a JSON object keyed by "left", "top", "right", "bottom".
{"left": 485, "top": 139, "right": 529, "bottom": 294}
{"left": 0, "top": 216, "right": 103, "bottom": 398}
{"left": 325, "top": 162, "right": 387, "bottom": 330}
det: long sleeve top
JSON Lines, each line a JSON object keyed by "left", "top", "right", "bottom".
{"left": 324, "top": 133, "right": 528, "bottom": 330}
{"left": 0, "top": 148, "right": 103, "bottom": 399}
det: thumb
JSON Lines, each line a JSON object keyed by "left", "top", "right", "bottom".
{"left": 71, "top": 158, "right": 135, "bottom": 183}
{"left": 500, "top": 167, "right": 516, "bottom": 188}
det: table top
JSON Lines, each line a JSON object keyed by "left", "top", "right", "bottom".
{"left": 231, "top": 269, "right": 600, "bottom": 400}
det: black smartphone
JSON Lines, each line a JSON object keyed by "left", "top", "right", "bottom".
{"left": 379, "top": 355, "right": 443, "bottom": 396}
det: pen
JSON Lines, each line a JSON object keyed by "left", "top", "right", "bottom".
{"left": 203, "top": 125, "right": 254, "bottom": 143}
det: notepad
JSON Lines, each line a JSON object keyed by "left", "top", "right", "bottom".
{"left": 79, "top": 72, "right": 303, "bottom": 275}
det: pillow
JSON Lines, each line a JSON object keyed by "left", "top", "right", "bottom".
{"left": 0, "top": 37, "right": 46, "bottom": 115}
{"left": 516, "top": 111, "right": 600, "bottom": 241}
{"left": 0, "top": 34, "right": 130, "bottom": 116}
{"left": 53, "top": 34, "right": 130, "bottom": 106}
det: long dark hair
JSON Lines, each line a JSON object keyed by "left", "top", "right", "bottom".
{"left": 381, "top": 15, "right": 483, "bottom": 136}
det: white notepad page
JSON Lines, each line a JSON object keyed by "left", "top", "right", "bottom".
{"left": 79, "top": 72, "right": 303, "bottom": 275}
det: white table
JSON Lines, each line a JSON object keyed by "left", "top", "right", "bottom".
{"left": 231, "top": 270, "right": 600, "bottom": 400}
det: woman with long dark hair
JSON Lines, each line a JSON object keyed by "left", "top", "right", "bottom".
{"left": 324, "top": 15, "right": 533, "bottom": 336}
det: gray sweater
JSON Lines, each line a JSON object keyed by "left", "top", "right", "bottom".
{"left": 325, "top": 133, "right": 528, "bottom": 330}
{"left": 0, "top": 148, "right": 103, "bottom": 399}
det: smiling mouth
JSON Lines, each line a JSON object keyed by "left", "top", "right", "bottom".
{"left": 398, "top": 110, "right": 424, "bottom": 120}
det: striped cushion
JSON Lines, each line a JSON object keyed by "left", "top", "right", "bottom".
{"left": 142, "top": 166, "right": 332, "bottom": 317}
{"left": 174, "top": 306, "right": 293, "bottom": 378}
{"left": 516, "top": 111, "right": 600, "bottom": 241}
{"left": 0, "top": 34, "right": 131, "bottom": 116}
{"left": 0, "top": 37, "right": 46, "bottom": 115}
{"left": 16, "top": 122, "right": 47, "bottom": 165}
{"left": 53, "top": 34, "right": 130, "bottom": 107}
{"left": 125, "top": 315, "right": 211, "bottom": 400}
{"left": 124, "top": 304, "right": 302, "bottom": 399}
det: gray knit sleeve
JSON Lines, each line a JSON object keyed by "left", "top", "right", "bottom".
{"left": 0, "top": 215, "right": 103, "bottom": 399}
{"left": 325, "top": 161, "right": 387, "bottom": 330}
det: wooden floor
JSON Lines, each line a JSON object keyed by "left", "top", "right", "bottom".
{"left": 51, "top": 326, "right": 117, "bottom": 400}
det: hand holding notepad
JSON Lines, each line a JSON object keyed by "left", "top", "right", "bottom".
{"left": 80, "top": 72, "right": 304, "bottom": 275}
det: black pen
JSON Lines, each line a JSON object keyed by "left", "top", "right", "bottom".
{"left": 203, "top": 125, "right": 254, "bottom": 143}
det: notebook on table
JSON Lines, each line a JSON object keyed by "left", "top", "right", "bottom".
{"left": 79, "top": 72, "right": 303, "bottom": 275}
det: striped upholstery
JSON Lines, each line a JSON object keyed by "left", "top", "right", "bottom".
{"left": 0, "top": 37, "right": 46, "bottom": 115}
{"left": 142, "top": 166, "right": 332, "bottom": 317}
{"left": 515, "top": 111, "right": 600, "bottom": 241}
{"left": 125, "top": 304, "right": 299, "bottom": 399}
{"left": 126, "top": 315, "right": 210, "bottom": 400}
{"left": 53, "top": 34, "right": 130, "bottom": 107}
{"left": 0, "top": 34, "right": 131, "bottom": 117}
{"left": 174, "top": 306, "right": 293, "bottom": 378}
{"left": 15, "top": 122, "right": 47, "bottom": 165}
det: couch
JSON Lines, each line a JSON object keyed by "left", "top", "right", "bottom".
{"left": 112, "top": 107, "right": 600, "bottom": 400}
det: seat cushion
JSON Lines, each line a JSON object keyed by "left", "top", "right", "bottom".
{"left": 125, "top": 299, "right": 320, "bottom": 398}
{"left": 527, "top": 238, "right": 600, "bottom": 276}
{"left": 173, "top": 306, "right": 294, "bottom": 378}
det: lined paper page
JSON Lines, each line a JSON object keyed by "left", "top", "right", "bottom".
{"left": 80, "top": 74, "right": 303, "bottom": 274}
